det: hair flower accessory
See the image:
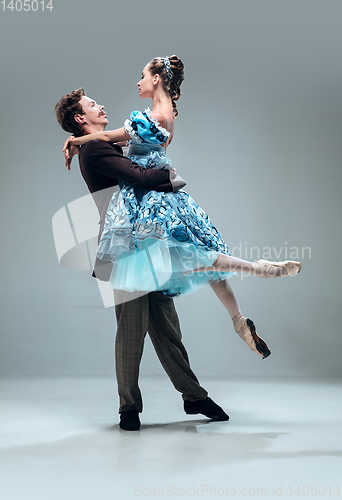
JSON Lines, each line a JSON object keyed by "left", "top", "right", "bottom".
{"left": 163, "top": 56, "right": 173, "bottom": 80}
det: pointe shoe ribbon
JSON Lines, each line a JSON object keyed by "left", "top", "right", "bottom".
{"left": 252, "top": 259, "right": 301, "bottom": 278}
{"left": 233, "top": 313, "right": 271, "bottom": 359}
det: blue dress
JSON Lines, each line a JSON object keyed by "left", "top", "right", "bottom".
{"left": 95, "top": 108, "right": 237, "bottom": 297}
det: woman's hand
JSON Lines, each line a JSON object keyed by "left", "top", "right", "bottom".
{"left": 62, "top": 136, "right": 79, "bottom": 171}
{"left": 63, "top": 135, "right": 75, "bottom": 153}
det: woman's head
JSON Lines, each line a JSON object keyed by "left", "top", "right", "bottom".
{"left": 137, "top": 55, "right": 184, "bottom": 118}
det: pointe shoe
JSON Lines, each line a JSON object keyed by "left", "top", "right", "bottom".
{"left": 252, "top": 259, "right": 301, "bottom": 278}
{"left": 233, "top": 313, "right": 271, "bottom": 359}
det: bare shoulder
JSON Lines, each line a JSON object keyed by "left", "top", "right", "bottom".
{"left": 150, "top": 111, "right": 169, "bottom": 129}
{"left": 151, "top": 109, "right": 174, "bottom": 138}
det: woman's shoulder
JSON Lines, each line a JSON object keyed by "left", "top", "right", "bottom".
{"left": 129, "top": 108, "right": 170, "bottom": 126}
{"left": 125, "top": 108, "right": 170, "bottom": 144}
{"left": 144, "top": 108, "right": 170, "bottom": 135}
{"left": 148, "top": 110, "right": 168, "bottom": 129}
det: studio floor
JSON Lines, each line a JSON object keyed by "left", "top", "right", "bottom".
{"left": 0, "top": 376, "right": 341, "bottom": 500}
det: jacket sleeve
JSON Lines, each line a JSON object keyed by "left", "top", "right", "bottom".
{"left": 83, "top": 140, "right": 186, "bottom": 192}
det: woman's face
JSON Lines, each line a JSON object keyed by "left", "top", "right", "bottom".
{"left": 137, "top": 64, "right": 155, "bottom": 98}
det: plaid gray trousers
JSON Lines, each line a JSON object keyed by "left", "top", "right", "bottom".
{"left": 114, "top": 290, "right": 208, "bottom": 413}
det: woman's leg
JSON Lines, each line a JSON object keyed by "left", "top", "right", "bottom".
{"left": 195, "top": 254, "right": 301, "bottom": 278}
{"left": 209, "top": 279, "right": 240, "bottom": 318}
{"left": 210, "top": 279, "right": 271, "bottom": 359}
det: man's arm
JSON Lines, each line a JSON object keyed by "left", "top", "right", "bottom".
{"left": 84, "top": 140, "right": 186, "bottom": 192}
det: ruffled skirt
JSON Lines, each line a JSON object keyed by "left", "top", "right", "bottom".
{"left": 95, "top": 142, "right": 236, "bottom": 297}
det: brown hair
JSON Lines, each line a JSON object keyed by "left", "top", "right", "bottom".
{"left": 55, "top": 88, "right": 86, "bottom": 137}
{"left": 148, "top": 55, "right": 184, "bottom": 118}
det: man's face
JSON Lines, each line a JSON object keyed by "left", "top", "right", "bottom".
{"left": 76, "top": 96, "right": 108, "bottom": 132}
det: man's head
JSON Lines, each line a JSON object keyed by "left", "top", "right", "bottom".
{"left": 55, "top": 88, "right": 108, "bottom": 136}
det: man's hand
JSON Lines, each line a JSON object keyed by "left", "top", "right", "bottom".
{"left": 62, "top": 135, "right": 79, "bottom": 171}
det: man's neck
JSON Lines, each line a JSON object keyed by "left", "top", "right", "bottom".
{"left": 83, "top": 125, "right": 106, "bottom": 135}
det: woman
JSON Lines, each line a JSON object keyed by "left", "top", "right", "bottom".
{"left": 63, "top": 55, "right": 301, "bottom": 360}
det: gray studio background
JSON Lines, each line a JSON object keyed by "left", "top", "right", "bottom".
{"left": 0, "top": 0, "right": 341, "bottom": 378}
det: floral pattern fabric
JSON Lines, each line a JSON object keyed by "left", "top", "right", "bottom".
{"left": 95, "top": 108, "right": 236, "bottom": 297}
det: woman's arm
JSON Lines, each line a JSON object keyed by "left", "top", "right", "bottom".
{"left": 73, "top": 127, "right": 131, "bottom": 146}
{"left": 62, "top": 127, "right": 131, "bottom": 168}
{"left": 62, "top": 127, "right": 130, "bottom": 152}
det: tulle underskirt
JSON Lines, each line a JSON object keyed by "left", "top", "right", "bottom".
{"left": 102, "top": 236, "right": 236, "bottom": 297}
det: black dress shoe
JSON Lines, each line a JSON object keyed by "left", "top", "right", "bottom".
{"left": 119, "top": 410, "right": 141, "bottom": 431}
{"left": 184, "top": 397, "right": 229, "bottom": 421}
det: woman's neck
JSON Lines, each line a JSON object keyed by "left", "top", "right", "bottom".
{"left": 151, "top": 89, "right": 172, "bottom": 113}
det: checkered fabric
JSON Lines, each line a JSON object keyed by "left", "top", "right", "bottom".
{"left": 114, "top": 290, "right": 208, "bottom": 413}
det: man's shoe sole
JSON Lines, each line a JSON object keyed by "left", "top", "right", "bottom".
{"left": 119, "top": 422, "right": 140, "bottom": 431}
{"left": 185, "top": 409, "right": 229, "bottom": 421}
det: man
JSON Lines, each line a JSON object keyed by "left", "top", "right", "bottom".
{"left": 55, "top": 88, "right": 229, "bottom": 431}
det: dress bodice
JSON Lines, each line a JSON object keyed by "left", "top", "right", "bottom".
{"left": 124, "top": 108, "right": 170, "bottom": 147}
{"left": 124, "top": 108, "right": 172, "bottom": 171}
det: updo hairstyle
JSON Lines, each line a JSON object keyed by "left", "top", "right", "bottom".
{"left": 148, "top": 55, "right": 184, "bottom": 118}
